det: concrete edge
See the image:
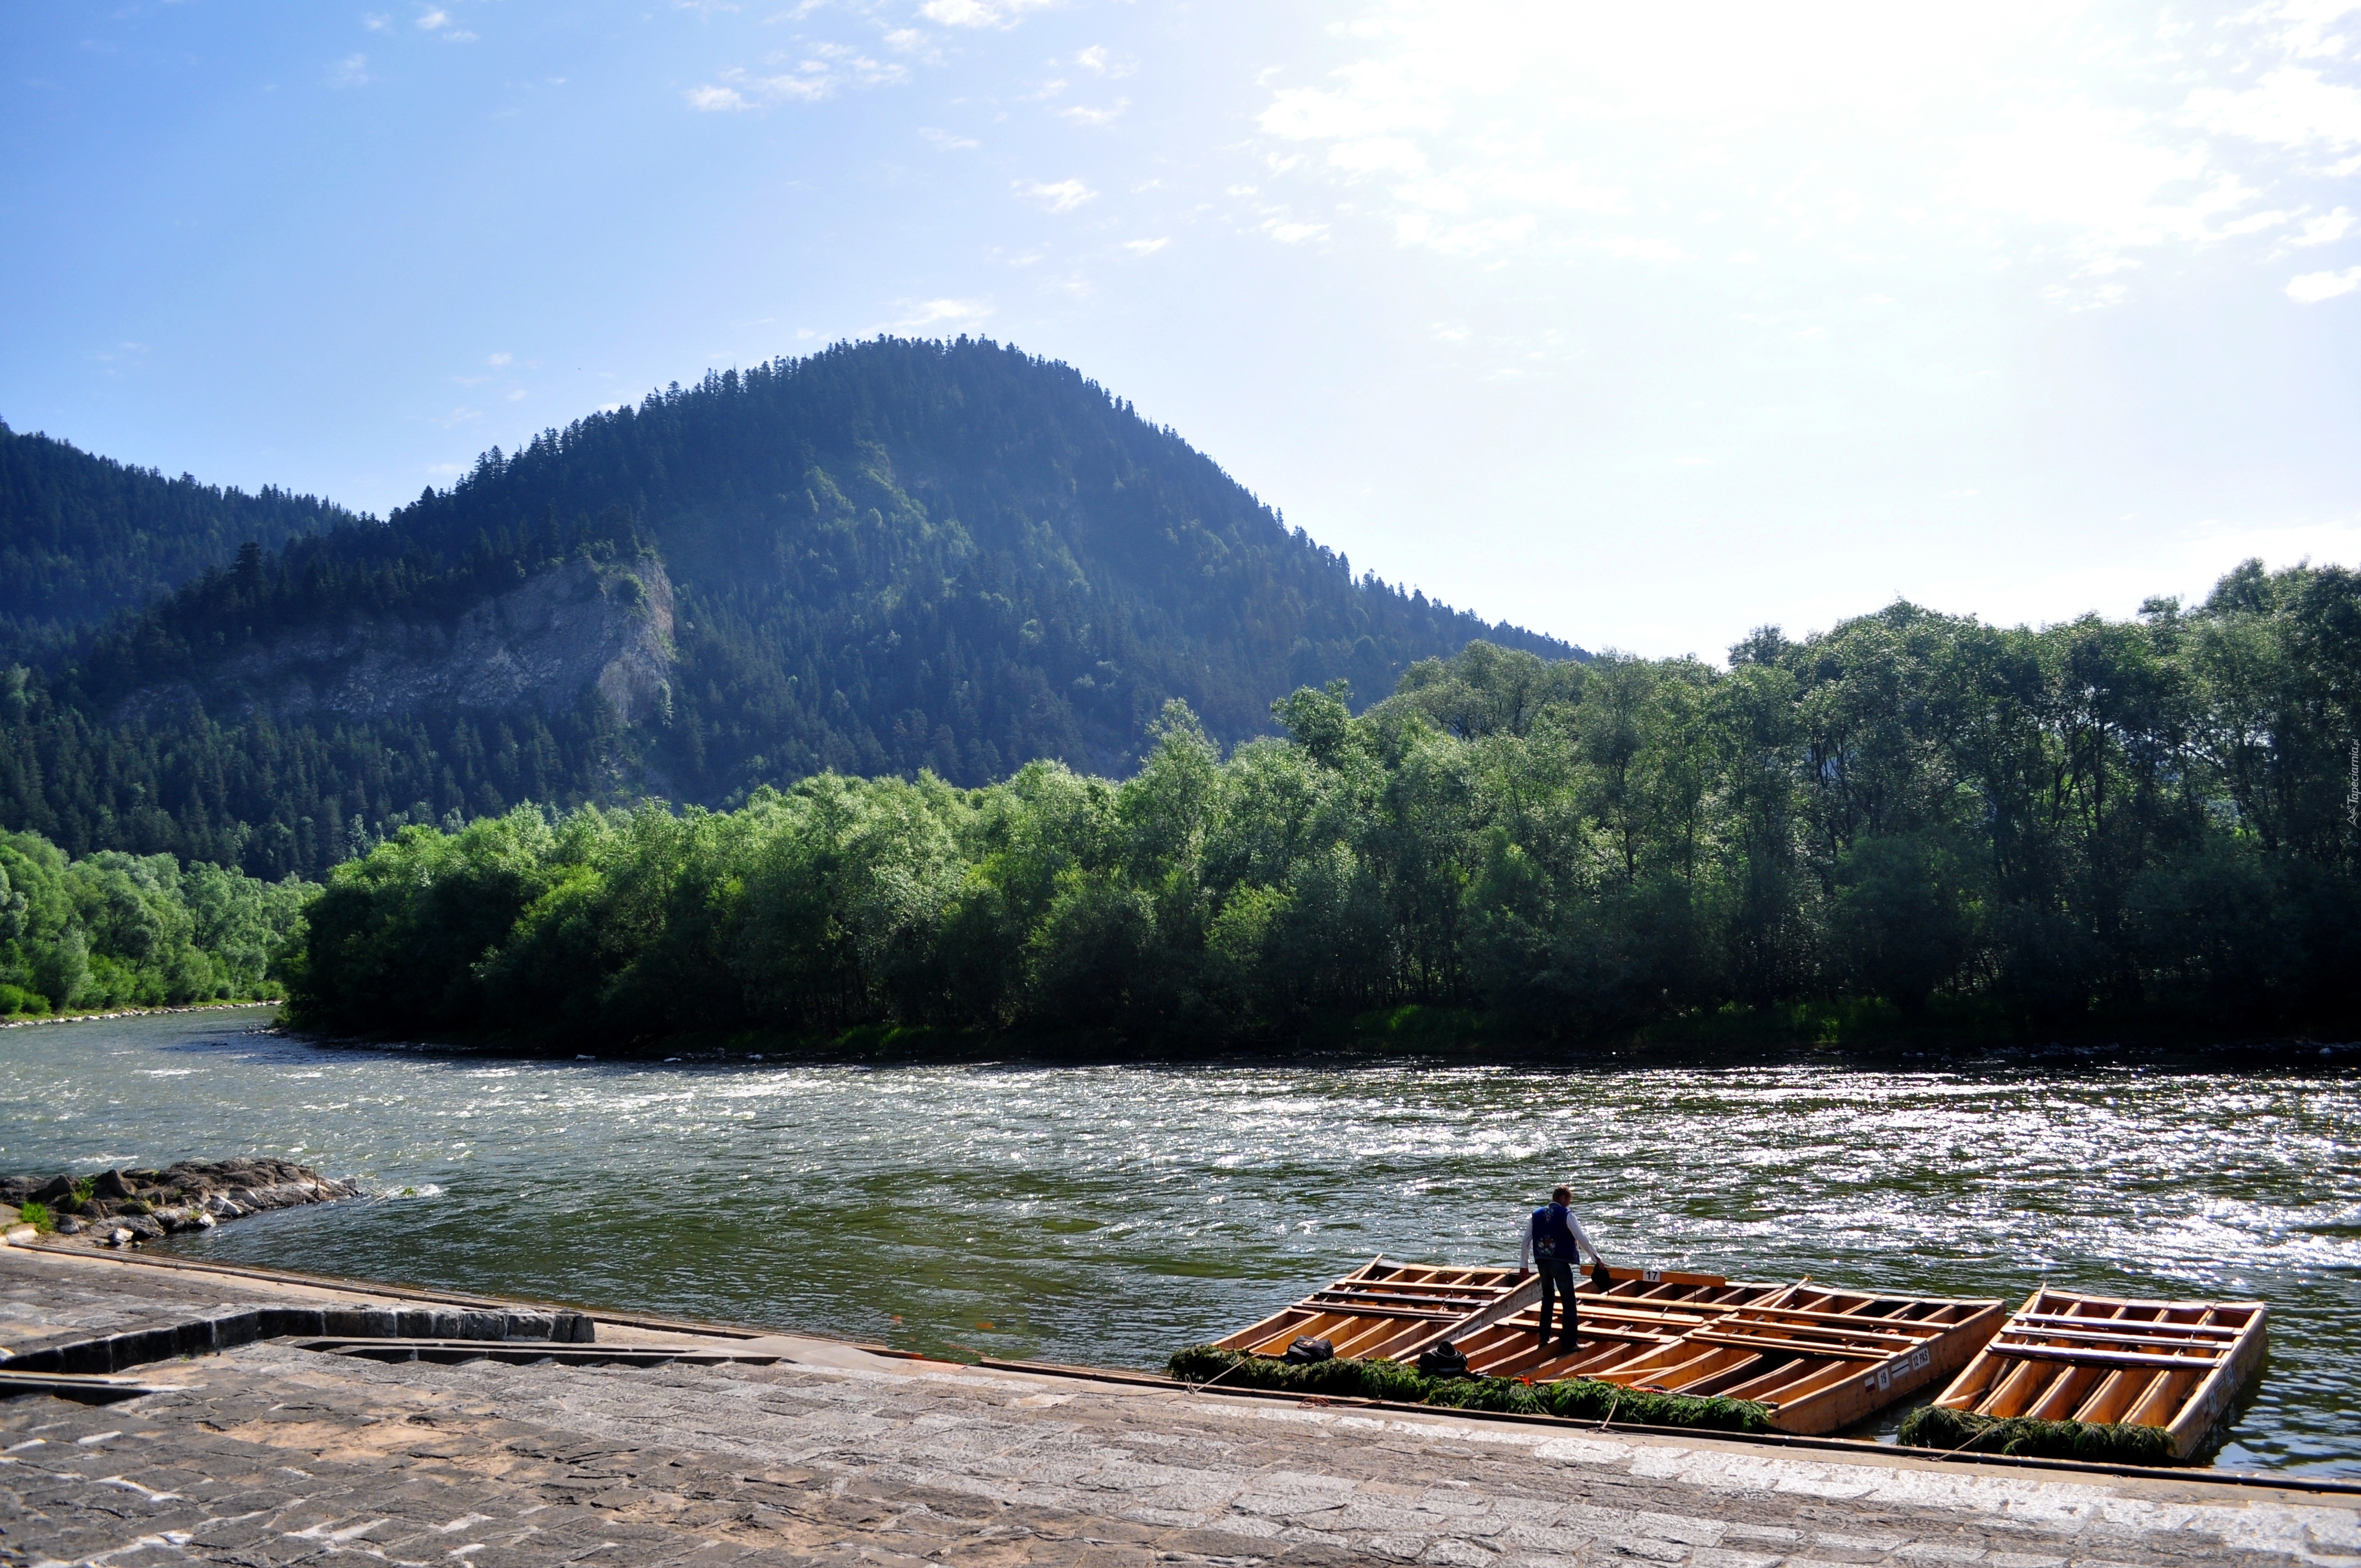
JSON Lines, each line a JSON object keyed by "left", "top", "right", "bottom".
{"left": 29, "top": 1246, "right": 2357, "bottom": 1499}
{"left": 978, "top": 1358, "right": 2361, "bottom": 1499}
{"left": 23, "top": 1242, "right": 926, "bottom": 1357}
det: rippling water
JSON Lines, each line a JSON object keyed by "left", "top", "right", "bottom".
{"left": 1, "top": 1008, "right": 2354, "bottom": 1474}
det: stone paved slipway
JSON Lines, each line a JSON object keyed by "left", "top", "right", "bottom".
{"left": 0, "top": 1249, "right": 2354, "bottom": 1567}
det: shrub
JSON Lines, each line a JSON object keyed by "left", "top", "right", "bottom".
{"left": 1896, "top": 1404, "right": 2178, "bottom": 1465}
{"left": 17, "top": 1201, "right": 52, "bottom": 1232}
{"left": 1164, "top": 1347, "right": 1771, "bottom": 1434}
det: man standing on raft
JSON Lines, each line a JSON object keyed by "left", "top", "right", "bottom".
{"left": 1518, "top": 1184, "right": 1603, "bottom": 1353}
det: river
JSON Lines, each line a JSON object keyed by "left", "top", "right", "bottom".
{"left": 1, "top": 1008, "right": 2354, "bottom": 1474}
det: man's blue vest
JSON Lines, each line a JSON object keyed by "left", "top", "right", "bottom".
{"left": 1531, "top": 1202, "right": 1577, "bottom": 1263}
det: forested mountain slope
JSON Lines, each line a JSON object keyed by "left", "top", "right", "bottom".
{"left": 0, "top": 421, "right": 357, "bottom": 655}
{"left": 0, "top": 339, "right": 1580, "bottom": 878}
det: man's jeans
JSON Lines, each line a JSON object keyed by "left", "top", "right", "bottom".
{"left": 1535, "top": 1259, "right": 1577, "bottom": 1345}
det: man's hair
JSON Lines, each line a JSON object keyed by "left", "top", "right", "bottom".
{"left": 1551, "top": 1185, "right": 1571, "bottom": 1204}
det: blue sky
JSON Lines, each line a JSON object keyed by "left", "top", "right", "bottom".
{"left": 5, "top": 1, "right": 2359, "bottom": 657}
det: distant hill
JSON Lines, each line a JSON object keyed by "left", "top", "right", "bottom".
{"left": 0, "top": 420, "right": 358, "bottom": 656}
{"left": 2, "top": 339, "right": 1583, "bottom": 878}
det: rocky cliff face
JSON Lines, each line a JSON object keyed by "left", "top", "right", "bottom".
{"left": 122, "top": 557, "right": 676, "bottom": 727}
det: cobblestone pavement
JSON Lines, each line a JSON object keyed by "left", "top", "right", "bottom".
{"left": 0, "top": 1250, "right": 2355, "bottom": 1567}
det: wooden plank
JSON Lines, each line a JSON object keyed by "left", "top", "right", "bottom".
{"left": 1726, "top": 1303, "right": 1980, "bottom": 1329}
{"left": 2009, "top": 1311, "right": 2242, "bottom": 1340}
{"left": 1930, "top": 1347, "right": 2004, "bottom": 1411}
{"left": 2024, "top": 1363, "right": 2103, "bottom": 1422}
{"left": 2070, "top": 1365, "right": 2151, "bottom": 1425}
{"left": 2018, "top": 1291, "right": 2264, "bottom": 1314}
{"left": 1687, "top": 1329, "right": 1902, "bottom": 1358}
{"left": 1988, "top": 1342, "right": 2221, "bottom": 1371}
{"left": 1755, "top": 1355, "right": 1877, "bottom": 1415}
{"left": 1715, "top": 1317, "right": 1938, "bottom": 1348}
{"left": 1978, "top": 1353, "right": 2057, "bottom": 1420}
{"left": 1298, "top": 1303, "right": 1475, "bottom": 1323}
{"left": 1990, "top": 1325, "right": 2231, "bottom": 1357}
{"left": 2122, "top": 1366, "right": 2199, "bottom": 1429}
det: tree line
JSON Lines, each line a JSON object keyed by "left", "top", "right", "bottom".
{"left": 0, "top": 830, "right": 315, "bottom": 1019}
{"left": 286, "top": 560, "right": 2361, "bottom": 1047}
{"left": 0, "top": 419, "right": 355, "bottom": 660}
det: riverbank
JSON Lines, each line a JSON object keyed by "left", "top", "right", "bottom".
{"left": 0, "top": 998, "right": 277, "bottom": 1030}
{"left": 285, "top": 1005, "right": 2361, "bottom": 1074}
{"left": 0, "top": 1157, "right": 357, "bottom": 1245}
{"left": 2, "top": 1244, "right": 2354, "bottom": 1567}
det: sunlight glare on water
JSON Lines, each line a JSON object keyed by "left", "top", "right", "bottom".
{"left": 1, "top": 1009, "right": 2353, "bottom": 1474}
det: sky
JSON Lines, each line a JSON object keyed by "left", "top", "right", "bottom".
{"left": 4, "top": 1, "right": 2360, "bottom": 659}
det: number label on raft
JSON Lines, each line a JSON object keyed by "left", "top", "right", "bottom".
{"left": 1865, "top": 1348, "right": 1934, "bottom": 1394}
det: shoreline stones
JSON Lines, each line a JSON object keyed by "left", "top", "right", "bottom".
{"left": 0, "top": 1158, "right": 361, "bottom": 1246}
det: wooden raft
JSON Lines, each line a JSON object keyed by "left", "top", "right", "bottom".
{"left": 1217, "top": 1257, "right": 2005, "bottom": 1436}
{"left": 1928, "top": 1288, "right": 2267, "bottom": 1460}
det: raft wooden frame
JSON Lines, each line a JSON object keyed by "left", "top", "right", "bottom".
{"left": 1215, "top": 1257, "right": 2005, "bottom": 1436}
{"left": 1927, "top": 1288, "right": 2267, "bottom": 1460}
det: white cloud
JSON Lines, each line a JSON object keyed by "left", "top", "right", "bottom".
{"left": 487, "top": 351, "right": 514, "bottom": 366}
{"left": 1059, "top": 99, "right": 1127, "bottom": 126}
{"left": 919, "top": 0, "right": 1055, "bottom": 28}
{"left": 1070, "top": 45, "right": 1131, "bottom": 77}
{"left": 2292, "top": 206, "right": 2356, "bottom": 245}
{"left": 1122, "top": 237, "right": 1169, "bottom": 254}
{"left": 1324, "top": 135, "right": 1426, "bottom": 177}
{"left": 2276, "top": 0, "right": 2361, "bottom": 58}
{"left": 413, "top": 6, "right": 474, "bottom": 37}
{"left": 505, "top": 389, "right": 528, "bottom": 401}
{"left": 920, "top": 126, "right": 979, "bottom": 149}
{"left": 686, "top": 47, "right": 907, "bottom": 111}
{"left": 1245, "top": 0, "right": 2361, "bottom": 302}
{"left": 362, "top": 13, "right": 390, "bottom": 31}
{"left": 2185, "top": 68, "right": 2361, "bottom": 152}
{"left": 1265, "top": 219, "right": 1329, "bottom": 244}
{"left": 893, "top": 296, "right": 994, "bottom": 331}
{"left": 328, "top": 52, "right": 369, "bottom": 88}
{"left": 431, "top": 407, "right": 482, "bottom": 429}
{"left": 1019, "top": 177, "right": 1096, "bottom": 212}
{"left": 2287, "top": 265, "right": 2361, "bottom": 300}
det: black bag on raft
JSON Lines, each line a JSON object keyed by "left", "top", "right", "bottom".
{"left": 1591, "top": 1261, "right": 1612, "bottom": 1290}
{"left": 1285, "top": 1336, "right": 1335, "bottom": 1364}
{"left": 1417, "top": 1341, "right": 1470, "bottom": 1378}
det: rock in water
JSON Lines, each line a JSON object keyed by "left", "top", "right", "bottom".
{"left": 0, "top": 1157, "right": 362, "bottom": 1245}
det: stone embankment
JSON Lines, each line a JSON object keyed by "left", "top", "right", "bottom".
{"left": 0, "top": 1158, "right": 358, "bottom": 1246}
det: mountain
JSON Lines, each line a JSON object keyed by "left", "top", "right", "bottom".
{"left": 1, "top": 337, "right": 1582, "bottom": 880}
{"left": 0, "top": 420, "right": 359, "bottom": 656}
